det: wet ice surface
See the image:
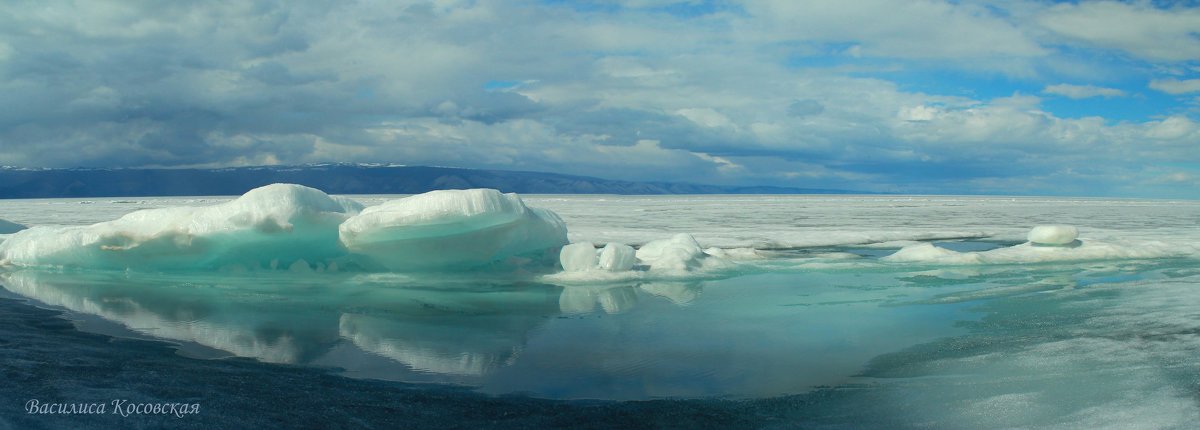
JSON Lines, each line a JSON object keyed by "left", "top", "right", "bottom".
{"left": 2, "top": 195, "right": 1200, "bottom": 428}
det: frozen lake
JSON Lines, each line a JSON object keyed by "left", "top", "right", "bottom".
{"left": 2, "top": 194, "right": 1199, "bottom": 427}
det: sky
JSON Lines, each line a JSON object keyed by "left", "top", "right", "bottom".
{"left": 1, "top": 0, "right": 1199, "bottom": 198}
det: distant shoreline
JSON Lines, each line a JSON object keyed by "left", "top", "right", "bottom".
{"left": 0, "top": 164, "right": 870, "bottom": 199}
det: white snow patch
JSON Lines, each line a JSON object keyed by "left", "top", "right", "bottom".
{"left": 704, "top": 247, "right": 765, "bottom": 260}
{"left": 884, "top": 240, "right": 1185, "bottom": 265}
{"left": 1028, "top": 225, "right": 1079, "bottom": 246}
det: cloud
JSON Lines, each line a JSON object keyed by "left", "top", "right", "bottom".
{"left": 0, "top": 1, "right": 1197, "bottom": 197}
{"left": 1042, "top": 84, "right": 1127, "bottom": 99}
{"left": 1036, "top": 1, "right": 1200, "bottom": 62}
{"left": 738, "top": 0, "right": 1047, "bottom": 61}
{"left": 1149, "top": 78, "right": 1200, "bottom": 95}
{"left": 786, "top": 100, "right": 825, "bottom": 117}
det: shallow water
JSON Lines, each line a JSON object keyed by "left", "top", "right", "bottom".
{"left": 1, "top": 195, "right": 1199, "bottom": 427}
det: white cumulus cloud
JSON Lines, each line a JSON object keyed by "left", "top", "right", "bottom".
{"left": 1149, "top": 78, "right": 1200, "bottom": 95}
{"left": 1042, "top": 84, "right": 1126, "bottom": 99}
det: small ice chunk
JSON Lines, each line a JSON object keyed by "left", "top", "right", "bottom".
{"left": 560, "top": 242, "right": 598, "bottom": 272}
{"left": 597, "top": 243, "right": 636, "bottom": 272}
{"left": 1028, "top": 225, "right": 1079, "bottom": 246}
{"left": 0, "top": 219, "right": 27, "bottom": 234}
{"left": 636, "top": 233, "right": 705, "bottom": 271}
{"left": 883, "top": 243, "right": 983, "bottom": 264}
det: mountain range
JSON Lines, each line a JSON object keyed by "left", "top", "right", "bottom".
{"left": 0, "top": 164, "right": 866, "bottom": 198}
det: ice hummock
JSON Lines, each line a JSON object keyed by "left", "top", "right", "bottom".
{"left": 1028, "top": 225, "right": 1079, "bottom": 246}
{"left": 340, "top": 189, "right": 566, "bottom": 271}
{"left": 558, "top": 242, "right": 599, "bottom": 272}
{"left": 882, "top": 225, "right": 1182, "bottom": 265}
{"left": 555, "top": 234, "right": 713, "bottom": 275}
{"left": 0, "top": 184, "right": 361, "bottom": 271}
{"left": 635, "top": 233, "right": 707, "bottom": 271}
{"left": 548, "top": 234, "right": 744, "bottom": 285}
{"left": 0, "top": 185, "right": 567, "bottom": 272}
{"left": 598, "top": 243, "right": 637, "bottom": 272}
{"left": 558, "top": 242, "right": 637, "bottom": 272}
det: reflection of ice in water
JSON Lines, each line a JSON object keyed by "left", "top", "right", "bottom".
{"left": 0, "top": 270, "right": 334, "bottom": 364}
{"left": 638, "top": 282, "right": 702, "bottom": 305}
{"left": 339, "top": 314, "right": 523, "bottom": 376}
{"left": 0, "top": 270, "right": 559, "bottom": 377}
{"left": 557, "top": 282, "right": 702, "bottom": 314}
{"left": 558, "top": 285, "right": 639, "bottom": 314}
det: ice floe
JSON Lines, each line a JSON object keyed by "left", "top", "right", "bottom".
{"left": 340, "top": 188, "right": 567, "bottom": 271}
{"left": 883, "top": 225, "right": 1186, "bottom": 265}
{"left": 0, "top": 185, "right": 567, "bottom": 272}
{"left": 0, "top": 184, "right": 360, "bottom": 271}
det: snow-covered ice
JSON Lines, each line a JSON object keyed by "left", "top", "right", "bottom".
{"left": 882, "top": 236, "right": 1184, "bottom": 265}
{"left": 0, "top": 184, "right": 360, "bottom": 271}
{"left": 597, "top": 243, "right": 636, "bottom": 271}
{"left": 558, "top": 242, "right": 598, "bottom": 272}
{"left": 339, "top": 188, "right": 567, "bottom": 271}
{"left": 0, "top": 185, "right": 567, "bottom": 272}
{"left": 635, "top": 233, "right": 707, "bottom": 271}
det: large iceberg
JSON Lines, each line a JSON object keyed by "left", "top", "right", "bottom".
{"left": 339, "top": 189, "right": 567, "bottom": 271}
{"left": 0, "top": 185, "right": 567, "bottom": 272}
{"left": 0, "top": 184, "right": 360, "bottom": 271}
